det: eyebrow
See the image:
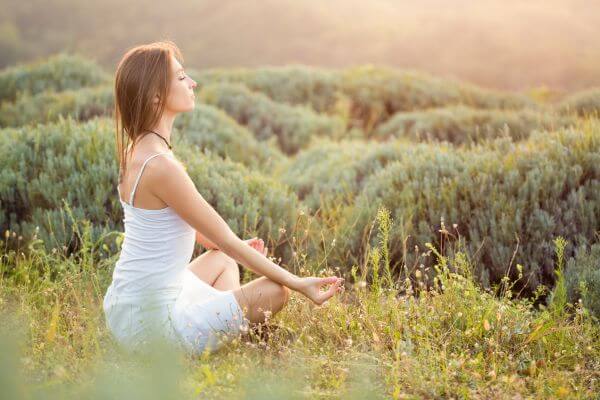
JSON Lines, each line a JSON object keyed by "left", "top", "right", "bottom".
{"left": 176, "top": 68, "right": 185, "bottom": 73}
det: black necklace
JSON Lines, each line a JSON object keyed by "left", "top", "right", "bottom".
{"left": 146, "top": 130, "right": 172, "bottom": 150}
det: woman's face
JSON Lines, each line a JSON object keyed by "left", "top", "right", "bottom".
{"left": 162, "top": 55, "right": 197, "bottom": 114}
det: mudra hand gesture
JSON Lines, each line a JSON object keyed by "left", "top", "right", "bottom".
{"left": 243, "top": 237, "right": 268, "bottom": 256}
{"left": 243, "top": 237, "right": 344, "bottom": 306}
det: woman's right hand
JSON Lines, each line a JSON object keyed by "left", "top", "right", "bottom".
{"left": 294, "top": 276, "right": 344, "bottom": 305}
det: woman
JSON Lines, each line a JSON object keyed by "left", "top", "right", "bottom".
{"left": 102, "top": 41, "right": 344, "bottom": 354}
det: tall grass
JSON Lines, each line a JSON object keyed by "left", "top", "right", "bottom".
{"left": 1, "top": 207, "right": 598, "bottom": 399}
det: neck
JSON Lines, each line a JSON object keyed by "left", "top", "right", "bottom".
{"left": 148, "top": 112, "right": 175, "bottom": 143}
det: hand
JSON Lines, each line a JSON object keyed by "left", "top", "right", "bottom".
{"left": 295, "top": 276, "right": 344, "bottom": 305}
{"left": 243, "top": 237, "right": 268, "bottom": 256}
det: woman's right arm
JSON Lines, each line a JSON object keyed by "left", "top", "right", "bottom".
{"left": 149, "top": 155, "right": 343, "bottom": 304}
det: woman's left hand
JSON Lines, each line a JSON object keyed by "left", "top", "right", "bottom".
{"left": 243, "top": 237, "right": 268, "bottom": 256}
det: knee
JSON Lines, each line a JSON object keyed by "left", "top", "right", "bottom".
{"left": 271, "top": 280, "right": 290, "bottom": 306}
{"left": 216, "top": 250, "right": 239, "bottom": 276}
{"left": 281, "top": 285, "right": 291, "bottom": 305}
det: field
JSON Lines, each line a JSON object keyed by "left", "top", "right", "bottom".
{"left": 1, "top": 53, "right": 599, "bottom": 399}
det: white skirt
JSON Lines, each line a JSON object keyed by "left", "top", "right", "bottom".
{"left": 103, "top": 268, "right": 248, "bottom": 354}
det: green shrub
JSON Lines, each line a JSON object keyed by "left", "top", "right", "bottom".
{"left": 0, "top": 53, "right": 110, "bottom": 102}
{"left": 0, "top": 85, "right": 113, "bottom": 127}
{"left": 196, "top": 66, "right": 342, "bottom": 114}
{"left": 564, "top": 243, "right": 600, "bottom": 320}
{"left": 280, "top": 139, "right": 410, "bottom": 211}
{"left": 375, "top": 106, "right": 575, "bottom": 145}
{"left": 557, "top": 88, "right": 600, "bottom": 117}
{"left": 340, "top": 66, "right": 535, "bottom": 133}
{"left": 337, "top": 120, "right": 600, "bottom": 296}
{"left": 174, "top": 103, "right": 284, "bottom": 171}
{"left": 197, "top": 66, "right": 534, "bottom": 134}
{"left": 0, "top": 117, "right": 298, "bottom": 262}
{"left": 198, "top": 83, "right": 345, "bottom": 154}
{"left": 0, "top": 117, "right": 121, "bottom": 253}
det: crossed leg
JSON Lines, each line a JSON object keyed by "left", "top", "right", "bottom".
{"left": 186, "top": 249, "right": 290, "bottom": 324}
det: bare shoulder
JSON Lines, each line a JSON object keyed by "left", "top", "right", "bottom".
{"left": 143, "top": 153, "right": 196, "bottom": 202}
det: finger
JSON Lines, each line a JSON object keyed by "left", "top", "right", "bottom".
{"left": 318, "top": 276, "right": 339, "bottom": 288}
{"left": 263, "top": 246, "right": 268, "bottom": 256}
{"left": 317, "top": 280, "right": 341, "bottom": 304}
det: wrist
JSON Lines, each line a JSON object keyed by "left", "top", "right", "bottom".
{"left": 285, "top": 274, "right": 303, "bottom": 292}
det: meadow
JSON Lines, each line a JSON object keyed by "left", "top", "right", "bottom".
{"left": 1, "top": 53, "right": 599, "bottom": 399}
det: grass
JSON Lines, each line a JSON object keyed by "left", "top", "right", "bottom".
{"left": 1, "top": 208, "right": 599, "bottom": 399}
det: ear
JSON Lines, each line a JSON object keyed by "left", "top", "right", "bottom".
{"left": 153, "top": 94, "right": 160, "bottom": 104}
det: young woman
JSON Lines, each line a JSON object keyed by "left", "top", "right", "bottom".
{"left": 102, "top": 41, "right": 344, "bottom": 354}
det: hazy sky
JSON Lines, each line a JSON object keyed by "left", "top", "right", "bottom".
{"left": 2, "top": 0, "right": 598, "bottom": 91}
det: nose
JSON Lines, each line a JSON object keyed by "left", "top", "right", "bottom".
{"left": 190, "top": 79, "right": 197, "bottom": 89}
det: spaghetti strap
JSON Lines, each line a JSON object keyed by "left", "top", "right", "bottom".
{"left": 129, "top": 152, "right": 171, "bottom": 206}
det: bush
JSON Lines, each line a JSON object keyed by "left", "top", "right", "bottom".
{"left": 196, "top": 66, "right": 342, "bottom": 114}
{"left": 337, "top": 120, "right": 600, "bottom": 296}
{"left": 0, "top": 85, "right": 113, "bottom": 127}
{"left": 340, "top": 66, "right": 535, "bottom": 133}
{"left": 0, "top": 117, "right": 121, "bottom": 253}
{"left": 564, "top": 243, "right": 600, "bottom": 320}
{"left": 198, "top": 83, "right": 345, "bottom": 154}
{"left": 0, "top": 53, "right": 110, "bottom": 102}
{"left": 174, "top": 103, "right": 284, "bottom": 171}
{"left": 0, "top": 117, "right": 299, "bottom": 263}
{"left": 375, "top": 106, "right": 576, "bottom": 145}
{"left": 557, "top": 88, "right": 600, "bottom": 117}
{"left": 197, "top": 66, "right": 535, "bottom": 134}
{"left": 280, "top": 139, "right": 410, "bottom": 211}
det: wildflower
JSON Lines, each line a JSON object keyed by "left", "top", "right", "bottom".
{"left": 357, "top": 281, "right": 367, "bottom": 288}
{"left": 483, "top": 319, "right": 491, "bottom": 331}
{"left": 4, "top": 230, "right": 9, "bottom": 239}
{"left": 12, "top": 231, "right": 16, "bottom": 238}
{"left": 279, "top": 227, "right": 286, "bottom": 235}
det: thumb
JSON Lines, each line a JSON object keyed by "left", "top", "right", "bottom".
{"left": 319, "top": 276, "right": 340, "bottom": 290}
{"left": 319, "top": 276, "right": 339, "bottom": 287}
{"left": 317, "top": 278, "right": 342, "bottom": 304}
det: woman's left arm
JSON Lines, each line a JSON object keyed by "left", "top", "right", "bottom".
{"left": 197, "top": 231, "right": 266, "bottom": 255}
{"left": 196, "top": 230, "right": 219, "bottom": 249}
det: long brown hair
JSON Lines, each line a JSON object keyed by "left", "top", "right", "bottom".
{"left": 114, "top": 40, "right": 183, "bottom": 183}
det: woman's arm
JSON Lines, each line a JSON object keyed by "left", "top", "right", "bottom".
{"left": 149, "top": 156, "right": 307, "bottom": 293}
{"left": 195, "top": 230, "right": 219, "bottom": 250}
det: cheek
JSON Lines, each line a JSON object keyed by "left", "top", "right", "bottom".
{"left": 166, "top": 84, "right": 193, "bottom": 109}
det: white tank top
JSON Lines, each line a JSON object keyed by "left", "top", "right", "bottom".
{"left": 109, "top": 152, "right": 196, "bottom": 303}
